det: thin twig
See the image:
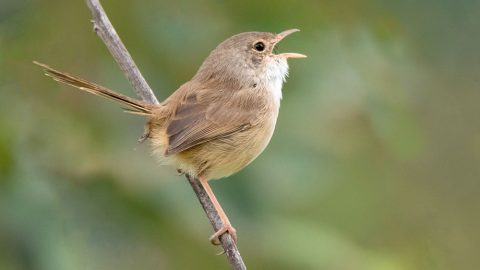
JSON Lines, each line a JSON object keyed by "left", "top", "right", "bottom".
{"left": 85, "top": 1, "right": 246, "bottom": 269}
{"left": 186, "top": 175, "right": 246, "bottom": 269}
{"left": 85, "top": 0, "right": 158, "bottom": 104}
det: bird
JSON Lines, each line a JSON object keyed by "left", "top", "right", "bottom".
{"left": 34, "top": 28, "right": 305, "bottom": 245}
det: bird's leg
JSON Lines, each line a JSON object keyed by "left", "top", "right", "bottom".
{"left": 199, "top": 176, "right": 237, "bottom": 245}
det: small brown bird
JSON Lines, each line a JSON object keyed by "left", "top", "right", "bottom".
{"left": 35, "top": 29, "right": 305, "bottom": 245}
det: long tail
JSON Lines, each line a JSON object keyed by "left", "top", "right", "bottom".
{"left": 34, "top": 61, "right": 153, "bottom": 115}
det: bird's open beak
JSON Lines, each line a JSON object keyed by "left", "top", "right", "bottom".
{"left": 274, "top": 29, "right": 307, "bottom": 59}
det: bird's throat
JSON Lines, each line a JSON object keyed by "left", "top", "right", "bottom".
{"left": 264, "top": 58, "right": 289, "bottom": 105}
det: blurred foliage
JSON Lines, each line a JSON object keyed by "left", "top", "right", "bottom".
{"left": 1, "top": 0, "right": 480, "bottom": 269}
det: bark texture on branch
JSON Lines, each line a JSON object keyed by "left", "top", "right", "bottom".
{"left": 186, "top": 175, "right": 246, "bottom": 269}
{"left": 86, "top": 0, "right": 158, "bottom": 104}
{"left": 85, "top": 1, "right": 246, "bottom": 269}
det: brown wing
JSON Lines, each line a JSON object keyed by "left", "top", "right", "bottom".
{"left": 164, "top": 83, "right": 265, "bottom": 156}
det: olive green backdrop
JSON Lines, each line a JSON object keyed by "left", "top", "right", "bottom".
{"left": 1, "top": 0, "right": 479, "bottom": 269}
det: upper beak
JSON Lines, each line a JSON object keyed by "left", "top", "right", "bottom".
{"left": 274, "top": 29, "right": 307, "bottom": 59}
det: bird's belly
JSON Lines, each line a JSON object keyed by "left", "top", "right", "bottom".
{"left": 211, "top": 122, "right": 276, "bottom": 179}
{"left": 176, "top": 111, "right": 278, "bottom": 180}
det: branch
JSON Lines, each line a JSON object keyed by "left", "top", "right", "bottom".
{"left": 86, "top": 0, "right": 158, "bottom": 104}
{"left": 186, "top": 175, "right": 246, "bottom": 269}
{"left": 85, "top": 1, "right": 246, "bottom": 269}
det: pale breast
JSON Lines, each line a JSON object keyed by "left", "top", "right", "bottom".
{"left": 200, "top": 89, "right": 281, "bottom": 179}
{"left": 199, "top": 106, "right": 279, "bottom": 180}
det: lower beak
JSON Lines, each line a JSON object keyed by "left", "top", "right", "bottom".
{"left": 274, "top": 29, "right": 307, "bottom": 59}
{"left": 278, "top": 52, "right": 307, "bottom": 59}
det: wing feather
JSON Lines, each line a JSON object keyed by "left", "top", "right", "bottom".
{"left": 164, "top": 83, "right": 265, "bottom": 156}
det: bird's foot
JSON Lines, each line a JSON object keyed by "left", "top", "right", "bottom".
{"left": 209, "top": 223, "right": 237, "bottom": 246}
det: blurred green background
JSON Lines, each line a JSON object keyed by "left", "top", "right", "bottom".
{"left": 1, "top": 0, "right": 479, "bottom": 269}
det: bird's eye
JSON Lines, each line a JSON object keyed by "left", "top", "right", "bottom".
{"left": 254, "top": 42, "right": 265, "bottom": 52}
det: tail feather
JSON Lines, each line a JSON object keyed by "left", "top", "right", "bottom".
{"left": 34, "top": 61, "right": 153, "bottom": 115}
